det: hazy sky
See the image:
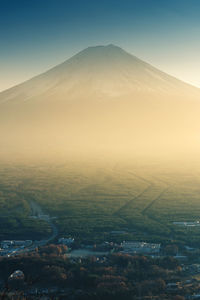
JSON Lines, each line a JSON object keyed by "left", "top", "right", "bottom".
{"left": 1, "top": 0, "right": 200, "bottom": 91}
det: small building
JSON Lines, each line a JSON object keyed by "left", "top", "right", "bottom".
{"left": 1, "top": 240, "right": 14, "bottom": 249}
{"left": 110, "top": 231, "right": 127, "bottom": 235}
{"left": 9, "top": 270, "right": 25, "bottom": 280}
{"left": 58, "top": 237, "right": 74, "bottom": 246}
{"left": 166, "top": 282, "right": 180, "bottom": 291}
{"left": 14, "top": 240, "right": 32, "bottom": 246}
{"left": 174, "top": 255, "right": 187, "bottom": 261}
{"left": 24, "top": 240, "right": 32, "bottom": 247}
{"left": 185, "top": 245, "right": 195, "bottom": 251}
{"left": 38, "top": 214, "right": 50, "bottom": 221}
{"left": 190, "top": 295, "right": 200, "bottom": 299}
{"left": 173, "top": 221, "right": 200, "bottom": 227}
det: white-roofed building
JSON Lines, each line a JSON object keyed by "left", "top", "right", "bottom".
{"left": 121, "top": 241, "right": 161, "bottom": 254}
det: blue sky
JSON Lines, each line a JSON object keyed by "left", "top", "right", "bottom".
{"left": 1, "top": 0, "right": 200, "bottom": 91}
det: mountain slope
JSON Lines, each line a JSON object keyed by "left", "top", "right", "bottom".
{"left": 0, "top": 45, "right": 200, "bottom": 158}
{"left": 0, "top": 44, "right": 199, "bottom": 104}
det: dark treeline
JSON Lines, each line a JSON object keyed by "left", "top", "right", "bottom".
{"left": 0, "top": 245, "right": 185, "bottom": 300}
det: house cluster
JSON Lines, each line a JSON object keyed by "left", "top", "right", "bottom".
{"left": 0, "top": 240, "right": 32, "bottom": 250}
{"left": 121, "top": 241, "right": 161, "bottom": 254}
{"left": 173, "top": 221, "right": 200, "bottom": 227}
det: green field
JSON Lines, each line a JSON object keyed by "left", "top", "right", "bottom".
{"left": 1, "top": 158, "right": 200, "bottom": 245}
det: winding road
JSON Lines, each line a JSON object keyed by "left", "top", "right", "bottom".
{"left": 27, "top": 199, "right": 58, "bottom": 249}
{"left": 7, "top": 196, "right": 59, "bottom": 257}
